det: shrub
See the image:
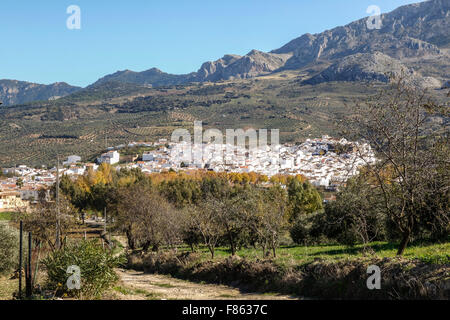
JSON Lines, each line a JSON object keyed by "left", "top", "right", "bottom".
{"left": 0, "top": 224, "right": 20, "bottom": 275}
{"left": 290, "top": 212, "right": 327, "bottom": 245}
{"left": 43, "top": 240, "right": 123, "bottom": 299}
{"left": 290, "top": 215, "right": 311, "bottom": 244}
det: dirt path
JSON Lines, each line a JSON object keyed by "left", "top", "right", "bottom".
{"left": 114, "top": 268, "right": 300, "bottom": 300}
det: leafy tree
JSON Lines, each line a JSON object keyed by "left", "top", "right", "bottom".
{"left": 255, "top": 186, "right": 289, "bottom": 257}
{"left": 0, "top": 224, "right": 25, "bottom": 275}
{"left": 159, "top": 177, "right": 201, "bottom": 208}
{"left": 287, "top": 178, "right": 322, "bottom": 220}
{"left": 321, "top": 175, "right": 387, "bottom": 246}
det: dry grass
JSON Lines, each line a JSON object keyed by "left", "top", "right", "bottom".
{"left": 0, "top": 276, "right": 17, "bottom": 300}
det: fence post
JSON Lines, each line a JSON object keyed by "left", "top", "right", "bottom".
{"left": 18, "top": 221, "right": 23, "bottom": 299}
{"left": 26, "top": 232, "right": 32, "bottom": 298}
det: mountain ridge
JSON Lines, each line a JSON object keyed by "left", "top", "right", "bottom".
{"left": 2, "top": 0, "right": 449, "bottom": 106}
{"left": 87, "top": 0, "right": 449, "bottom": 89}
{"left": 0, "top": 80, "right": 81, "bottom": 106}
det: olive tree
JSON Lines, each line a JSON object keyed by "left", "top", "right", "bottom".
{"left": 116, "top": 182, "right": 181, "bottom": 251}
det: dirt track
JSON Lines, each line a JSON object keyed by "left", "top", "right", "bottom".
{"left": 115, "top": 268, "right": 300, "bottom": 300}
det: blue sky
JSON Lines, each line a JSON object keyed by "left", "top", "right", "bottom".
{"left": 0, "top": 0, "right": 421, "bottom": 87}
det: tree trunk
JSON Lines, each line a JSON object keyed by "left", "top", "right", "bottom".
{"left": 397, "top": 231, "right": 410, "bottom": 256}
{"left": 126, "top": 229, "right": 135, "bottom": 250}
{"left": 142, "top": 242, "right": 151, "bottom": 252}
{"left": 227, "top": 233, "right": 236, "bottom": 256}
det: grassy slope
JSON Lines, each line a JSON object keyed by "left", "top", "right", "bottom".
{"left": 0, "top": 212, "right": 14, "bottom": 221}
{"left": 0, "top": 276, "right": 16, "bottom": 300}
{"left": 129, "top": 241, "right": 449, "bottom": 299}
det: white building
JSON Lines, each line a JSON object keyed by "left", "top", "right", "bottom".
{"left": 63, "top": 155, "right": 81, "bottom": 166}
{"left": 98, "top": 151, "right": 120, "bottom": 165}
{"left": 142, "top": 151, "right": 155, "bottom": 162}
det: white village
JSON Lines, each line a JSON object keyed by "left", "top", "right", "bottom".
{"left": 0, "top": 135, "right": 376, "bottom": 211}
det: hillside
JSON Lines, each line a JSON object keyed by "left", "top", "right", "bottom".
{"left": 0, "top": 0, "right": 449, "bottom": 167}
{"left": 0, "top": 76, "right": 379, "bottom": 166}
{"left": 0, "top": 80, "right": 81, "bottom": 106}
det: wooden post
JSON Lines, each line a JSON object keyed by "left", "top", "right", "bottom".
{"left": 104, "top": 207, "right": 107, "bottom": 235}
{"left": 55, "top": 155, "right": 61, "bottom": 249}
{"left": 18, "top": 221, "right": 23, "bottom": 299}
{"left": 26, "top": 232, "right": 32, "bottom": 298}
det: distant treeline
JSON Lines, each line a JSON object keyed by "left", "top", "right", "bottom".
{"left": 39, "top": 134, "right": 79, "bottom": 139}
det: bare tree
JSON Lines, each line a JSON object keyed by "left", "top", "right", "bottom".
{"left": 183, "top": 203, "right": 222, "bottom": 259}
{"left": 116, "top": 183, "right": 181, "bottom": 251}
{"left": 242, "top": 187, "right": 289, "bottom": 258}
{"left": 16, "top": 196, "right": 76, "bottom": 251}
{"left": 344, "top": 77, "right": 449, "bottom": 255}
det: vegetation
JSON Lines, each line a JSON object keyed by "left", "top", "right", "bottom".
{"left": 127, "top": 242, "right": 449, "bottom": 299}
{"left": 15, "top": 197, "right": 76, "bottom": 251}
{"left": 43, "top": 240, "right": 123, "bottom": 299}
{"left": 179, "top": 241, "right": 449, "bottom": 266}
{"left": 0, "top": 224, "right": 21, "bottom": 275}
{"left": 0, "top": 78, "right": 392, "bottom": 167}
{"left": 343, "top": 78, "right": 449, "bottom": 255}
{"left": 58, "top": 167, "right": 323, "bottom": 259}
{"left": 0, "top": 212, "right": 14, "bottom": 221}
{"left": 0, "top": 76, "right": 447, "bottom": 300}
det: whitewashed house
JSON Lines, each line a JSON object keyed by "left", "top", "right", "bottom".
{"left": 63, "top": 155, "right": 81, "bottom": 166}
{"left": 98, "top": 151, "right": 120, "bottom": 165}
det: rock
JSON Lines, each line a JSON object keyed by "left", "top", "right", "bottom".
{"left": 83, "top": 0, "right": 449, "bottom": 89}
{"left": 303, "top": 52, "right": 412, "bottom": 84}
{"left": 273, "top": 0, "right": 448, "bottom": 67}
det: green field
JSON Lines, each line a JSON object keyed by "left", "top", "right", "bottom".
{"left": 179, "top": 241, "right": 450, "bottom": 266}
{"left": 0, "top": 212, "right": 14, "bottom": 221}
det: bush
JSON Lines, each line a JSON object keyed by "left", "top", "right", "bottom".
{"left": 43, "top": 240, "right": 123, "bottom": 299}
{"left": 290, "top": 212, "right": 327, "bottom": 245}
{"left": 0, "top": 224, "right": 20, "bottom": 275}
{"left": 290, "top": 215, "right": 311, "bottom": 244}
{"left": 141, "top": 250, "right": 201, "bottom": 276}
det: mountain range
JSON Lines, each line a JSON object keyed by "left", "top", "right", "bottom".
{"left": 89, "top": 0, "right": 450, "bottom": 88}
{"left": 0, "top": 80, "right": 80, "bottom": 106}
{"left": 1, "top": 0, "right": 449, "bottom": 106}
